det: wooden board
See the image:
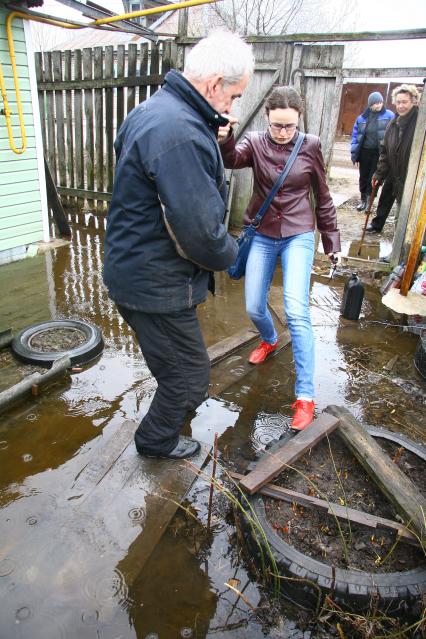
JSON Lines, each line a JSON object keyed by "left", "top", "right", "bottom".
{"left": 229, "top": 472, "right": 418, "bottom": 546}
{"left": 326, "top": 405, "right": 426, "bottom": 539}
{"left": 239, "top": 412, "right": 340, "bottom": 494}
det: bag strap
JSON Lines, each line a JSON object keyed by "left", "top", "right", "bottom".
{"left": 250, "top": 131, "right": 305, "bottom": 229}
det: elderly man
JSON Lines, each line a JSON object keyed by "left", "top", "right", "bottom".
{"left": 103, "top": 31, "right": 254, "bottom": 460}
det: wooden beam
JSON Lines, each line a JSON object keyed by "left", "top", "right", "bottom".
{"left": 239, "top": 412, "right": 340, "bottom": 494}
{"left": 207, "top": 328, "right": 259, "bottom": 365}
{"left": 400, "top": 187, "right": 426, "bottom": 295}
{"left": 325, "top": 405, "right": 426, "bottom": 539}
{"left": 342, "top": 67, "right": 426, "bottom": 79}
{"left": 44, "top": 157, "right": 72, "bottom": 237}
{"left": 391, "top": 83, "right": 426, "bottom": 267}
{"left": 37, "top": 74, "right": 165, "bottom": 91}
{"left": 177, "top": 29, "right": 426, "bottom": 45}
{"left": 57, "top": 186, "right": 112, "bottom": 201}
{"left": 229, "top": 472, "right": 419, "bottom": 546}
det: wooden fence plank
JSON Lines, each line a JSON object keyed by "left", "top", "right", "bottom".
{"left": 126, "top": 43, "right": 137, "bottom": 115}
{"left": 43, "top": 51, "right": 56, "bottom": 182}
{"left": 94, "top": 46, "right": 104, "bottom": 212}
{"left": 325, "top": 405, "right": 426, "bottom": 539}
{"left": 52, "top": 51, "right": 67, "bottom": 203}
{"left": 239, "top": 412, "right": 340, "bottom": 494}
{"left": 116, "top": 45, "right": 125, "bottom": 133}
{"left": 64, "top": 50, "right": 75, "bottom": 208}
{"left": 104, "top": 46, "right": 114, "bottom": 194}
{"left": 34, "top": 53, "right": 46, "bottom": 152}
{"left": 150, "top": 43, "right": 160, "bottom": 98}
{"left": 73, "top": 49, "right": 84, "bottom": 209}
{"left": 83, "top": 48, "right": 94, "bottom": 209}
{"left": 229, "top": 472, "right": 419, "bottom": 546}
{"left": 138, "top": 42, "right": 149, "bottom": 103}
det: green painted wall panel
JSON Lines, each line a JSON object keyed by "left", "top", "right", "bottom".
{"left": 0, "top": 210, "right": 42, "bottom": 230}
{"left": 0, "top": 146, "right": 37, "bottom": 163}
{"left": 0, "top": 7, "right": 44, "bottom": 259}
{"left": 1, "top": 220, "right": 43, "bottom": 241}
{"left": 3, "top": 179, "right": 40, "bottom": 194}
{"left": 0, "top": 135, "right": 35, "bottom": 150}
{"left": 0, "top": 228, "right": 43, "bottom": 252}
{"left": 0, "top": 190, "right": 40, "bottom": 208}
{"left": 0, "top": 168, "right": 41, "bottom": 186}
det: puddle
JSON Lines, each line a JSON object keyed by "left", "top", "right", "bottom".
{"left": 0, "top": 219, "right": 424, "bottom": 638}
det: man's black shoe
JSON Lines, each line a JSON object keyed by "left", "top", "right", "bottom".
{"left": 139, "top": 436, "right": 201, "bottom": 460}
{"left": 356, "top": 201, "right": 367, "bottom": 212}
{"left": 366, "top": 224, "right": 380, "bottom": 233}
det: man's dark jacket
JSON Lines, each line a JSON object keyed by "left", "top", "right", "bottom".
{"left": 103, "top": 70, "right": 238, "bottom": 313}
{"left": 350, "top": 105, "right": 394, "bottom": 163}
{"left": 373, "top": 106, "right": 418, "bottom": 202}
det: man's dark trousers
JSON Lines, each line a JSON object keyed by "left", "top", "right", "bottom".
{"left": 117, "top": 305, "right": 210, "bottom": 456}
{"left": 358, "top": 147, "right": 379, "bottom": 201}
{"left": 370, "top": 177, "right": 396, "bottom": 231}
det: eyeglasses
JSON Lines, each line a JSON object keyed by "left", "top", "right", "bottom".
{"left": 269, "top": 123, "right": 298, "bottom": 133}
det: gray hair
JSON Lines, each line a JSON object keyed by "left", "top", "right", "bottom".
{"left": 184, "top": 30, "right": 254, "bottom": 86}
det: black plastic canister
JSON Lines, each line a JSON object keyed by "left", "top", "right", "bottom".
{"left": 340, "top": 273, "right": 364, "bottom": 320}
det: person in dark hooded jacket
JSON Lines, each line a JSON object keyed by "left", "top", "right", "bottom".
{"left": 350, "top": 91, "right": 394, "bottom": 211}
{"left": 103, "top": 31, "right": 254, "bottom": 460}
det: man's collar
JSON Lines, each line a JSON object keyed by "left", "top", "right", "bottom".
{"left": 163, "top": 70, "right": 229, "bottom": 129}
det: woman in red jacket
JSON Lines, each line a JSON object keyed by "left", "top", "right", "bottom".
{"left": 219, "top": 86, "right": 340, "bottom": 430}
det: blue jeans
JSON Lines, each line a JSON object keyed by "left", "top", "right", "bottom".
{"left": 245, "top": 231, "right": 315, "bottom": 399}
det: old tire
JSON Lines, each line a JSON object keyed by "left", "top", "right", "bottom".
{"left": 11, "top": 319, "right": 104, "bottom": 368}
{"left": 237, "top": 428, "right": 426, "bottom": 615}
{"left": 414, "top": 335, "right": 426, "bottom": 379}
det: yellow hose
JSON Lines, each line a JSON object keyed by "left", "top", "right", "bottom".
{"left": 0, "top": 0, "right": 220, "bottom": 154}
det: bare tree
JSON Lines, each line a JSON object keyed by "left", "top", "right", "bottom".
{"left": 211, "top": 0, "right": 304, "bottom": 35}
{"left": 210, "top": 0, "right": 356, "bottom": 36}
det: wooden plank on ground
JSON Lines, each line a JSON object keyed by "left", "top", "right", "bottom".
{"left": 207, "top": 328, "right": 259, "bottom": 365}
{"left": 326, "top": 405, "right": 426, "bottom": 539}
{"left": 239, "top": 412, "right": 340, "bottom": 494}
{"left": 229, "top": 472, "right": 419, "bottom": 546}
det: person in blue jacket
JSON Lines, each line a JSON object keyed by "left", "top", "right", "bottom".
{"left": 350, "top": 92, "right": 394, "bottom": 211}
{"left": 103, "top": 31, "right": 254, "bottom": 460}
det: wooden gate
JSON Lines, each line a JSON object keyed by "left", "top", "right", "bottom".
{"left": 176, "top": 41, "right": 344, "bottom": 229}
{"left": 35, "top": 42, "right": 177, "bottom": 213}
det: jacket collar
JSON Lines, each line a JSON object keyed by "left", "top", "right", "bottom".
{"left": 362, "top": 104, "right": 386, "bottom": 118}
{"left": 162, "top": 69, "right": 229, "bottom": 131}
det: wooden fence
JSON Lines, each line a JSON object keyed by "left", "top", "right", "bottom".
{"left": 35, "top": 41, "right": 177, "bottom": 213}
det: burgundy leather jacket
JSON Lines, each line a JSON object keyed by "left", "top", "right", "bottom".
{"left": 220, "top": 131, "right": 341, "bottom": 255}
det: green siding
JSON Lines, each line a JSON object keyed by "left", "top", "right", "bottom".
{"left": 0, "top": 7, "right": 44, "bottom": 257}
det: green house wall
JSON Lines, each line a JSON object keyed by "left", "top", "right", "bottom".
{"left": 0, "top": 8, "right": 46, "bottom": 263}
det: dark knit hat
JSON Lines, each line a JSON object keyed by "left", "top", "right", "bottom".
{"left": 368, "top": 91, "right": 384, "bottom": 107}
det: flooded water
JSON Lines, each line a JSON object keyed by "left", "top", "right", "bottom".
{"left": 0, "top": 218, "right": 424, "bottom": 638}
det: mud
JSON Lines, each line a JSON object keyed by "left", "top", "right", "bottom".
{"left": 264, "top": 433, "right": 425, "bottom": 572}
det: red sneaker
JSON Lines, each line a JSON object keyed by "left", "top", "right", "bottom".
{"left": 291, "top": 400, "right": 315, "bottom": 431}
{"left": 248, "top": 340, "right": 279, "bottom": 365}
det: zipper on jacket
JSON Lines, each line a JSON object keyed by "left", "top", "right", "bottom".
{"left": 188, "top": 278, "right": 193, "bottom": 307}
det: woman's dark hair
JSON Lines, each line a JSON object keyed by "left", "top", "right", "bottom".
{"left": 265, "top": 86, "right": 304, "bottom": 115}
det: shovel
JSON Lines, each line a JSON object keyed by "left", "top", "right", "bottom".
{"left": 357, "top": 183, "right": 379, "bottom": 257}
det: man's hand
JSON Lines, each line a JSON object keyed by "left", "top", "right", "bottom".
{"left": 372, "top": 177, "right": 381, "bottom": 189}
{"left": 217, "top": 116, "right": 238, "bottom": 143}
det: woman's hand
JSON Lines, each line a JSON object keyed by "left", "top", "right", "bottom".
{"left": 217, "top": 116, "right": 238, "bottom": 143}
